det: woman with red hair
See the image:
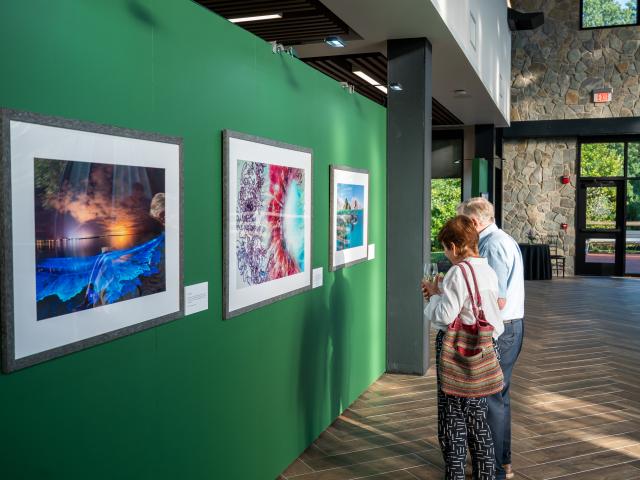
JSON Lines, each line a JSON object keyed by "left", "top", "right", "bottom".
{"left": 422, "top": 215, "right": 504, "bottom": 480}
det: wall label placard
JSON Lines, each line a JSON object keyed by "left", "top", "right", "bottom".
{"left": 185, "top": 282, "right": 209, "bottom": 316}
{"left": 312, "top": 268, "right": 323, "bottom": 289}
{"left": 368, "top": 244, "right": 376, "bottom": 260}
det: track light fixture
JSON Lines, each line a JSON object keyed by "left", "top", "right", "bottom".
{"left": 325, "top": 36, "right": 346, "bottom": 48}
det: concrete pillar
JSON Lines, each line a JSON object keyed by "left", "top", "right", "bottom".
{"left": 386, "top": 38, "right": 432, "bottom": 375}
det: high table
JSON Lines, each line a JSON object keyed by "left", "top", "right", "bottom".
{"left": 518, "top": 243, "right": 552, "bottom": 280}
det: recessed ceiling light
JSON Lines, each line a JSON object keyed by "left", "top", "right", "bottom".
{"left": 353, "top": 70, "right": 388, "bottom": 94}
{"left": 229, "top": 13, "right": 283, "bottom": 23}
{"left": 353, "top": 70, "right": 380, "bottom": 85}
{"left": 389, "top": 82, "right": 403, "bottom": 91}
{"left": 453, "top": 89, "right": 470, "bottom": 98}
{"left": 325, "top": 36, "right": 346, "bottom": 47}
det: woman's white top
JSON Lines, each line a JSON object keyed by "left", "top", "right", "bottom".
{"left": 424, "top": 257, "right": 504, "bottom": 339}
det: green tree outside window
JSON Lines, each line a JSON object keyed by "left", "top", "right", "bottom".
{"left": 582, "top": 0, "right": 637, "bottom": 28}
{"left": 581, "top": 143, "right": 623, "bottom": 232}
{"left": 431, "top": 178, "right": 462, "bottom": 253}
{"left": 581, "top": 143, "right": 624, "bottom": 177}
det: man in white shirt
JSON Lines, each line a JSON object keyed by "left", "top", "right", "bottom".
{"left": 458, "top": 197, "right": 524, "bottom": 480}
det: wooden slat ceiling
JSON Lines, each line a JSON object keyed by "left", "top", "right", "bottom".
{"left": 303, "top": 54, "right": 387, "bottom": 105}
{"left": 198, "top": 1, "right": 462, "bottom": 123}
{"left": 304, "top": 53, "right": 462, "bottom": 125}
{"left": 196, "top": 0, "right": 360, "bottom": 44}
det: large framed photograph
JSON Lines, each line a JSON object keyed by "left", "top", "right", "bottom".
{"left": 223, "top": 130, "right": 312, "bottom": 319}
{"left": 330, "top": 165, "right": 369, "bottom": 271}
{"left": 0, "top": 109, "right": 183, "bottom": 372}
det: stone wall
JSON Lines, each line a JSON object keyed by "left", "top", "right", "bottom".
{"left": 503, "top": 138, "right": 577, "bottom": 274}
{"left": 503, "top": 0, "right": 640, "bottom": 275}
{"left": 511, "top": 0, "right": 640, "bottom": 121}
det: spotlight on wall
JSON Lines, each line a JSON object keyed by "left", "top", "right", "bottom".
{"left": 271, "top": 41, "right": 285, "bottom": 54}
{"left": 389, "top": 82, "right": 403, "bottom": 91}
{"left": 229, "top": 13, "right": 283, "bottom": 24}
{"left": 340, "top": 82, "right": 355, "bottom": 94}
{"left": 270, "top": 41, "right": 296, "bottom": 57}
{"left": 325, "top": 36, "right": 346, "bottom": 48}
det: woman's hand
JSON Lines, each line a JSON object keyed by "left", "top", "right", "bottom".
{"left": 422, "top": 276, "right": 442, "bottom": 300}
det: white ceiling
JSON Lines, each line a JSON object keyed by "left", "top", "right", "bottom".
{"left": 296, "top": 0, "right": 509, "bottom": 127}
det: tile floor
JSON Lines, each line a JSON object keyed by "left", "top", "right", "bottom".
{"left": 278, "top": 277, "right": 640, "bottom": 479}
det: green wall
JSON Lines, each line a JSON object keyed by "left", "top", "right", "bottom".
{"left": 0, "top": 1, "right": 387, "bottom": 479}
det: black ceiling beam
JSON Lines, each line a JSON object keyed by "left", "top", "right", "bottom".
{"left": 502, "top": 118, "right": 640, "bottom": 139}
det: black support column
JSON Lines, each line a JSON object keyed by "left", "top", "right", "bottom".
{"left": 386, "top": 38, "right": 432, "bottom": 375}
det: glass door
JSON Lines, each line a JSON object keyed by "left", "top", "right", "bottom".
{"left": 576, "top": 180, "right": 625, "bottom": 275}
{"left": 576, "top": 142, "right": 628, "bottom": 276}
{"left": 626, "top": 143, "right": 640, "bottom": 275}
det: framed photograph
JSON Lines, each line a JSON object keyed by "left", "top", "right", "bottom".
{"left": 330, "top": 165, "right": 369, "bottom": 271}
{"left": 0, "top": 109, "right": 183, "bottom": 372}
{"left": 223, "top": 130, "right": 312, "bottom": 319}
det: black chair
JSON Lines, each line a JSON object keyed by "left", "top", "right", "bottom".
{"left": 544, "top": 235, "right": 566, "bottom": 278}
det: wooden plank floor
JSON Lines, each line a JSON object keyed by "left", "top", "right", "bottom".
{"left": 278, "top": 277, "right": 640, "bottom": 480}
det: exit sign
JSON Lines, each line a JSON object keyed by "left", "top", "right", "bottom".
{"left": 593, "top": 88, "right": 612, "bottom": 103}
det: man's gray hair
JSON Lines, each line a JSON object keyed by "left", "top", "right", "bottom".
{"left": 457, "top": 197, "right": 495, "bottom": 224}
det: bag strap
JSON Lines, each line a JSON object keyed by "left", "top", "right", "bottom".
{"left": 461, "top": 260, "right": 483, "bottom": 308}
{"left": 456, "top": 262, "right": 480, "bottom": 320}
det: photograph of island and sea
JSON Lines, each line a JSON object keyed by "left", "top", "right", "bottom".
{"left": 336, "top": 182, "right": 365, "bottom": 252}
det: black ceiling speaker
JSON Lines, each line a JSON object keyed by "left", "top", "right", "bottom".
{"left": 508, "top": 8, "right": 544, "bottom": 31}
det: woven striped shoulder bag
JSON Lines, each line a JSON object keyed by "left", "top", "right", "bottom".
{"left": 440, "top": 261, "right": 504, "bottom": 398}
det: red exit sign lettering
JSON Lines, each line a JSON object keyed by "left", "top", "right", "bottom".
{"left": 593, "top": 89, "right": 612, "bottom": 103}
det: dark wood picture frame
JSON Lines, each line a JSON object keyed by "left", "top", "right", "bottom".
{"left": 0, "top": 109, "right": 184, "bottom": 373}
{"left": 222, "top": 129, "right": 313, "bottom": 319}
{"left": 329, "top": 164, "right": 370, "bottom": 271}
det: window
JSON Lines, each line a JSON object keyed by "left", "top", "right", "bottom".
{"left": 627, "top": 180, "right": 640, "bottom": 273}
{"left": 629, "top": 142, "right": 640, "bottom": 177}
{"left": 469, "top": 11, "right": 477, "bottom": 50}
{"left": 431, "top": 133, "right": 463, "bottom": 272}
{"left": 581, "top": 0, "right": 639, "bottom": 29}
{"left": 586, "top": 185, "right": 618, "bottom": 230}
{"left": 580, "top": 143, "right": 624, "bottom": 177}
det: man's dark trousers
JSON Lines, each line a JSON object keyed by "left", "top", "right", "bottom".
{"left": 487, "top": 319, "right": 524, "bottom": 480}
